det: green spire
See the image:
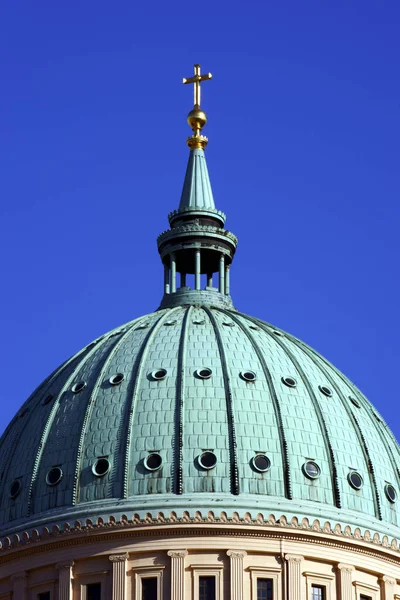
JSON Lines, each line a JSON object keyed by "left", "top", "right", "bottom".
{"left": 179, "top": 148, "right": 215, "bottom": 211}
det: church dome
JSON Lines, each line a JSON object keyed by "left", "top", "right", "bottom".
{"left": 1, "top": 64, "right": 400, "bottom": 600}
{"left": 1, "top": 304, "right": 399, "bottom": 541}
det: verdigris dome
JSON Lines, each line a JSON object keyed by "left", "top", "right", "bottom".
{"left": 1, "top": 305, "right": 399, "bottom": 540}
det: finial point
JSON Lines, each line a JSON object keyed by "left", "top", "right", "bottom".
{"left": 183, "top": 64, "right": 212, "bottom": 148}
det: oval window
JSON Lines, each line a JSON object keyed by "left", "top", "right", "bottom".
{"left": 240, "top": 370, "right": 257, "bottom": 382}
{"left": 282, "top": 376, "right": 297, "bottom": 388}
{"left": 92, "top": 458, "right": 110, "bottom": 477}
{"left": 144, "top": 453, "right": 162, "bottom": 471}
{"left": 41, "top": 394, "right": 53, "bottom": 406}
{"left": 71, "top": 382, "right": 87, "bottom": 394}
{"left": 151, "top": 369, "right": 167, "bottom": 381}
{"left": 251, "top": 454, "right": 271, "bottom": 473}
{"left": 196, "top": 368, "right": 212, "bottom": 380}
{"left": 319, "top": 385, "right": 333, "bottom": 397}
{"left": 348, "top": 471, "right": 363, "bottom": 490}
{"left": 46, "top": 467, "right": 63, "bottom": 486}
{"left": 349, "top": 396, "right": 361, "bottom": 408}
{"left": 385, "top": 484, "right": 397, "bottom": 503}
{"left": 109, "top": 373, "right": 125, "bottom": 386}
{"left": 198, "top": 451, "right": 217, "bottom": 470}
{"left": 303, "top": 461, "right": 321, "bottom": 480}
{"left": 9, "top": 479, "right": 21, "bottom": 499}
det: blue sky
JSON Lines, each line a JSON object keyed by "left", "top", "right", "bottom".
{"left": 1, "top": 2, "right": 399, "bottom": 439}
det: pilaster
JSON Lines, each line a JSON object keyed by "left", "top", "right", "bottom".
{"left": 168, "top": 550, "right": 188, "bottom": 600}
{"left": 337, "top": 563, "right": 355, "bottom": 600}
{"left": 285, "top": 554, "right": 304, "bottom": 600}
{"left": 380, "top": 575, "right": 396, "bottom": 600}
{"left": 56, "top": 560, "right": 74, "bottom": 600}
{"left": 227, "top": 550, "right": 247, "bottom": 600}
{"left": 109, "top": 553, "right": 129, "bottom": 600}
{"left": 11, "top": 571, "right": 27, "bottom": 600}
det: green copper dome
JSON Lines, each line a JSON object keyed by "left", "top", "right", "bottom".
{"left": 1, "top": 306, "right": 399, "bottom": 541}
{"left": 1, "top": 69, "right": 399, "bottom": 547}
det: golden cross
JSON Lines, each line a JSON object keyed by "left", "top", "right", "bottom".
{"left": 183, "top": 64, "right": 212, "bottom": 108}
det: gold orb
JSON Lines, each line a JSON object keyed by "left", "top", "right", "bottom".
{"left": 187, "top": 108, "right": 207, "bottom": 130}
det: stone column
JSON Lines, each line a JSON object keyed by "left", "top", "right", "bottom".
{"left": 180, "top": 272, "right": 187, "bottom": 287}
{"left": 109, "top": 553, "right": 129, "bottom": 600}
{"left": 337, "top": 563, "right": 355, "bottom": 600}
{"left": 380, "top": 575, "right": 396, "bottom": 599}
{"left": 195, "top": 250, "right": 201, "bottom": 290}
{"left": 56, "top": 560, "right": 74, "bottom": 600}
{"left": 168, "top": 550, "right": 188, "bottom": 600}
{"left": 219, "top": 254, "right": 225, "bottom": 293}
{"left": 227, "top": 550, "right": 247, "bottom": 600}
{"left": 170, "top": 253, "right": 177, "bottom": 293}
{"left": 207, "top": 273, "right": 213, "bottom": 288}
{"left": 164, "top": 264, "right": 170, "bottom": 294}
{"left": 11, "top": 572, "right": 27, "bottom": 600}
{"left": 285, "top": 554, "right": 304, "bottom": 600}
{"left": 225, "top": 265, "right": 230, "bottom": 295}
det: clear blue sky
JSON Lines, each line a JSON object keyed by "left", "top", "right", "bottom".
{"left": 1, "top": 2, "right": 399, "bottom": 439}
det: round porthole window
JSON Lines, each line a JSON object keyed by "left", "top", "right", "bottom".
{"left": 348, "top": 471, "right": 363, "bottom": 490}
{"left": 92, "top": 458, "right": 110, "bottom": 477}
{"left": 196, "top": 368, "right": 212, "bottom": 379}
{"left": 319, "top": 385, "right": 333, "bottom": 397}
{"left": 385, "top": 484, "right": 397, "bottom": 503}
{"left": 18, "top": 408, "right": 29, "bottom": 419}
{"left": 198, "top": 451, "right": 217, "bottom": 470}
{"left": 251, "top": 454, "right": 271, "bottom": 473}
{"left": 46, "top": 467, "right": 63, "bottom": 486}
{"left": 240, "top": 370, "right": 257, "bottom": 382}
{"left": 223, "top": 322, "right": 234, "bottom": 327}
{"left": 9, "top": 480, "right": 21, "bottom": 499}
{"left": 272, "top": 330, "right": 283, "bottom": 336}
{"left": 41, "top": 394, "right": 53, "bottom": 406}
{"left": 151, "top": 369, "right": 167, "bottom": 381}
{"left": 144, "top": 453, "right": 162, "bottom": 471}
{"left": 137, "top": 323, "right": 149, "bottom": 329}
{"left": 164, "top": 320, "right": 177, "bottom": 326}
{"left": 71, "top": 382, "right": 86, "bottom": 394}
{"left": 193, "top": 319, "right": 205, "bottom": 325}
{"left": 109, "top": 373, "right": 125, "bottom": 386}
{"left": 303, "top": 461, "right": 321, "bottom": 480}
{"left": 349, "top": 396, "right": 361, "bottom": 408}
{"left": 249, "top": 325, "right": 259, "bottom": 330}
{"left": 282, "top": 376, "right": 297, "bottom": 388}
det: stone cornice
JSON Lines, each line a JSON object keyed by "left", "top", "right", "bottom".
{"left": 109, "top": 553, "right": 129, "bottom": 562}
{"left": 0, "top": 511, "right": 400, "bottom": 569}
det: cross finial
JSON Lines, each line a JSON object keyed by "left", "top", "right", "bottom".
{"left": 183, "top": 64, "right": 212, "bottom": 109}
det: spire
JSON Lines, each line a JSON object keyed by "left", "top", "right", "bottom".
{"left": 179, "top": 148, "right": 215, "bottom": 210}
{"left": 157, "top": 64, "right": 238, "bottom": 310}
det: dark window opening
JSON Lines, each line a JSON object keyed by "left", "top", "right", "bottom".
{"left": 311, "top": 585, "right": 325, "bottom": 600}
{"left": 142, "top": 577, "right": 157, "bottom": 600}
{"left": 199, "top": 576, "right": 216, "bottom": 600}
{"left": 360, "top": 596, "right": 372, "bottom": 600}
{"left": 87, "top": 582, "right": 101, "bottom": 600}
{"left": 257, "top": 578, "right": 273, "bottom": 600}
{"left": 38, "top": 593, "right": 51, "bottom": 600}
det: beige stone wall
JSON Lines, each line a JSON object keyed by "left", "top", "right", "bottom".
{"left": 0, "top": 528, "right": 399, "bottom": 599}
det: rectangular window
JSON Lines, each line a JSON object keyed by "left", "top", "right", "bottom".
{"left": 257, "top": 578, "right": 273, "bottom": 600}
{"left": 142, "top": 577, "right": 158, "bottom": 600}
{"left": 86, "top": 583, "right": 101, "bottom": 600}
{"left": 360, "top": 596, "right": 372, "bottom": 600}
{"left": 38, "top": 594, "right": 51, "bottom": 600}
{"left": 199, "top": 576, "right": 216, "bottom": 600}
{"left": 311, "top": 585, "right": 325, "bottom": 600}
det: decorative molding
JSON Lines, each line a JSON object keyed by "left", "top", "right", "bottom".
{"left": 1, "top": 511, "right": 400, "bottom": 570}
{"left": 167, "top": 550, "right": 188, "bottom": 558}
{"left": 286, "top": 553, "right": 303, "bottom": 600}
{"left": 337, "top": 563, "right": 355, "bottom": 573}
{"left": 56, "top": 560, "right": 74, "bottom": 570}
{"left": 10, "top": 571, "right": 27, "bottom": 581}
{"left": 285, "top": 554, "right": 304, "bottom": 563}
{"left": 109, "top": 553, "right": 129, "bottom": 562}
{"left": 381, "top": 575, "right": 396, "bottom": 586}
{"left": 227, "top": 549, "right": 247, "bottom": 559}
